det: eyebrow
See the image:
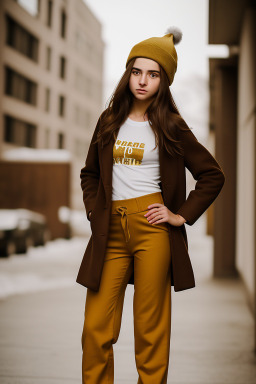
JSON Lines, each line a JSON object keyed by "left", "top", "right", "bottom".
{"left": 132, "top": 67, "right": 160, "bottom": 73}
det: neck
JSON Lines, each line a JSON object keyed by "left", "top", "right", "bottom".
{"left": 129, "top": 98, "right": 152, "bottom": 119}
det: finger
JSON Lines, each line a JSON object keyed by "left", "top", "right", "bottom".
{"left": 148, "top": 213, "right": 164, "bottom": 223}
{"left": 147, "top": 203, "right": 164, "bottom": 209}
{"left": 145, "top": 210, "right": 162, "bottom": 220}
{"left": 152, "top": 218, "right": 166, "bottom": 225}
{"left": 145, "top": 207, "right": 158, "bottom": 216}
{"left": 144, "top": 207, "right": 164, "bottom": 217}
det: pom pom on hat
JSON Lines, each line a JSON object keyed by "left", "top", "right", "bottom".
{"left": 164, "top": 26, "right": 183, "bottom": 45}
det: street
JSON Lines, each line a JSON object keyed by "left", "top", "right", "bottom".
{"left": 0, "top": 215, "right": 255, "bottom": 383}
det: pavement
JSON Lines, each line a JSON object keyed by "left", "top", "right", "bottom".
{"left": 0, "top": 214, "right": 256, "bottom": 383}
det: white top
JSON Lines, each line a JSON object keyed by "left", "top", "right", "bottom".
{"left": 112, "top": 117, "right": 161, "bottom": 200}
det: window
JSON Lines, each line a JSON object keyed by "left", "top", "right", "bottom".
{"left": 59, "top": 56, "right": 66, "bottom": 79}
{"left": 58, "top": 95, "right": 65, "bottom": 117}
{"left": 60, "top": 10, "right": 67, "bottom": 38}
{"left": 47, "top": 0, "right": 53, "bottom": 27}
{"left": 4, "top": 115, "right": 36, "bottom": 147}
{"left": 58, "top": 132, "right": 65, "bottom": 149}
{"left": 46, "top": 46, "right": 51, "bottom": 71}
{"left": 45, "top": 88, "right": 50, "bottom": 112}
{"left": 6, "top": 15, "right": 39, "bottom": 62}
{"left": 5, "top": 66, "right": 37, "bottom": 105}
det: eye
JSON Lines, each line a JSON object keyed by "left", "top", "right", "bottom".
{"left": 132, "top": 70, "right": 140, "bottom": 75}
{"left": 150, "top": 73, "right": 158, "bottom": 78}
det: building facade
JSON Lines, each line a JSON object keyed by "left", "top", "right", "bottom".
{"left": 208, "top": 0, "right": 256, "bottom": 351}
{"left": 0, "top": 0, "right": 105, "bottom": 209}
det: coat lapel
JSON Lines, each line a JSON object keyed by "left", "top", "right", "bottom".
{"left": 98, "top": 133, "right": 115, "bottom": 208}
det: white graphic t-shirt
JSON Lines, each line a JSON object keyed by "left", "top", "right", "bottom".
{"left": 112, "top": 117, "right": 161, "bottom": 200}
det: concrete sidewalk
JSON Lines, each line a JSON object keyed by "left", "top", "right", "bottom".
{"left": 0, "top": 217, "right": 255, "bottom": 383}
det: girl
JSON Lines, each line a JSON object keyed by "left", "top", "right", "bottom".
{"left": 77, "top": 27, "right": 225, "bottom": 383}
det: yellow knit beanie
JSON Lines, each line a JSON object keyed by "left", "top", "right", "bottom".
{"left": 126, "top": 26, "right": 182, "bottom": 86}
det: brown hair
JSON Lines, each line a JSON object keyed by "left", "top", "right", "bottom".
{"left": 94, "top": 57, "right": 191, "bottom": 157}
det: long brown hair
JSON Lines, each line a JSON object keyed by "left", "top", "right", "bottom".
{"left": 94, "top": 57, "right": 191, "bottom": 157}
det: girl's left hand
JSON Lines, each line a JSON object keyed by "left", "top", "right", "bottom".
{"left": 144, "top": 203, "right": 186, "bottom": 227}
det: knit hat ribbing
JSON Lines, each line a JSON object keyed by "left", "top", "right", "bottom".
{"left": 126, "top": 26, "right": 182, "bottom": 86}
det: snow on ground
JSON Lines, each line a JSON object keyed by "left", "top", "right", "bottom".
{"left": 0, "top": 213, "right": 210, "bottom": 300}
{"left": 0, "top": 237, "right": 89, "bottom": 300}
{"left": 0, "top": 206, "right": 92, "bottom": 299}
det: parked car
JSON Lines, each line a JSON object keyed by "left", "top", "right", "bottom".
{"left": 0, "top": 209, "right": 50, "bottom": 257}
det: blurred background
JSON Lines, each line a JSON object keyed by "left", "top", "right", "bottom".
{"left": 0, "top": 0, "right": 255, "bottom": 383}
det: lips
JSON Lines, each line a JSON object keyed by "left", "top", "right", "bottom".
{"left": 136, "top": 89, "right": 147, "bottom": 93}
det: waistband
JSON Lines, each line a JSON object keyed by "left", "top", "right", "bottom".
{"left": 111, "top": 192, "right": 164, "bottom": 215}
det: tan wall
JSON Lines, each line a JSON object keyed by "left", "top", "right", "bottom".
{"left": 236, "top": 8, "right": 256, "bottom": 310}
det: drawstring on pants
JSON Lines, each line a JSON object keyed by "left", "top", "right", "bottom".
{"left": 115, "top": 206, "right": 130, "bottom": 242}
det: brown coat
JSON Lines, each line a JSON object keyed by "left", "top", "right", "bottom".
{"left": 76, "top": 112, "right": 225, "bottom": 292}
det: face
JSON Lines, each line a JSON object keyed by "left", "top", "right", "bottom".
{"left": 129, "top": 57, "right": 161, "bottom": 101}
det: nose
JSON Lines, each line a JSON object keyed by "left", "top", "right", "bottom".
{"left": 139, "top": 73, "right": 147, "bottom": 86}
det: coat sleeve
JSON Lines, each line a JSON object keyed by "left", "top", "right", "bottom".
{"left": 176, "top": 127, "right": 225, "bottom": 226}
{"left": 80, "top": 115, "right": 102, "bottom": 221}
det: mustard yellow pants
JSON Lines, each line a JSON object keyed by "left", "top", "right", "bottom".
{"left": 81, "top": 192, "right": 172, "bottom": 383}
